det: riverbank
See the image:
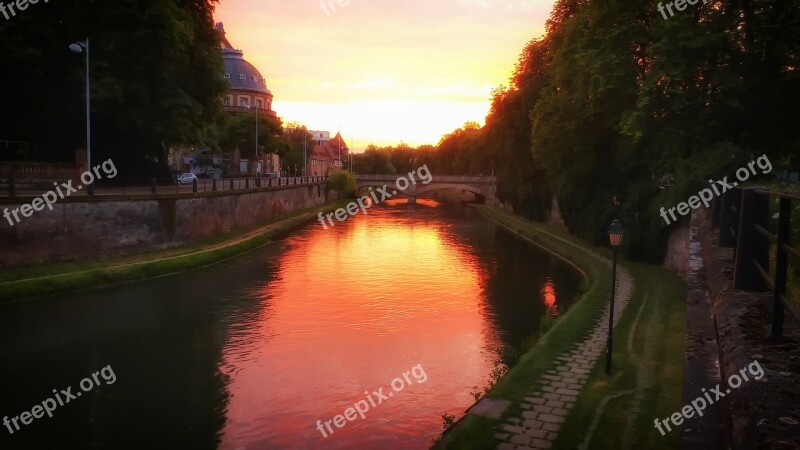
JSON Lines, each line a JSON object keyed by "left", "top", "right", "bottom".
{"left": 0, "top": 200, "right": 349, "bottom": 304}
{"left": 435, "top": 206, "right": 685, "bottom": 449}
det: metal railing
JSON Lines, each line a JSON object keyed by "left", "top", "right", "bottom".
{"left": 356, "top": 174, "right": 497, "bottom": 183}
{"left": 0, "top": 161, "right": 81, "bottom": 179}
{"left": 713, "top": 186, "right": 799, "bottom": 338}
{"left": 3, "top": 175, "right": 329, "bottom": 198}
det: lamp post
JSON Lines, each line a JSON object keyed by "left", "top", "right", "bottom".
{"left": 242, "top": 103, "right": 260, "bottom": 175}
{"left": 605, "top": 219, "right": 624, "bottom": 375}
{"left": 69, "top": 38, "right": 93, "bottom": 195}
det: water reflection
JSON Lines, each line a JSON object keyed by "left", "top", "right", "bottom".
{"left": 0, "top": 200, "right": 580, "bottom": 449}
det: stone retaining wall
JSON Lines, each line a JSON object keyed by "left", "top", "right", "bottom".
{"left": 0, "top": 183, "right": 334, "bottom": 267}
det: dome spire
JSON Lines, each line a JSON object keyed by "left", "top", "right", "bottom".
{"left": 215, "top": 22, "right": 234, "bottom": 50}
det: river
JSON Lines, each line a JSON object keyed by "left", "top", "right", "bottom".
{"left": 0, "top": 199, "right": 581, "bottom": 449}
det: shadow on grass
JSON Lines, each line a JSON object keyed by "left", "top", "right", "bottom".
{"left": 435, "top": 207, "right": 686, "bottom": 450}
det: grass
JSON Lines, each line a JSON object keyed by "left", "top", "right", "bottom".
{"left": 553, "top": 263, "right": 685, "bottom": 449}
{"left": 0, "top": 200, "right": 349, "bottom": 303}
{"left": 436, "top": 206, "right": 612, "bottom": 449}
{"left": 435, "top": 206, "right": 686, "bottom": 450}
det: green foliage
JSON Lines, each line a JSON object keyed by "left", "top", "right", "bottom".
{"left": 281, "top": 123, "right": 315, "bottom": 173}
{"left": 328, "top": 170, "right": 357, "bottom": 197}
{"left": 441, "top": 413, "right": 456, "bottom": 430}
{"left": 219, "top": 112, "right": 284, "bottom": 159}
{"left": 353, "top": 146, "right": 397, "bottom": 174}
{"left": 413, "top": 0, "right": 800, "bottom": 261}
{"left": 529, "top": 0, "right": 799, "bottom": 259}
{"left": 0, "top": 0, "right": 227, "bottom": 177}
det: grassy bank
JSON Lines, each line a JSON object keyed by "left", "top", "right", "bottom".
{"left": 553, "top": 263, "right": 685, "bottom": 449}
{"left": 0, "top": 201, "right": 348, "bottom": 303}
{"left": 435, "top": 206, "right": 685, "bottom": 449}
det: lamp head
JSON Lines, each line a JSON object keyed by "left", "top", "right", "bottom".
{"left": 608, "top": 219, "right": 624, "bottom": 247}
{"left": 69, "top": 42, "right": 85, "bottom": 53}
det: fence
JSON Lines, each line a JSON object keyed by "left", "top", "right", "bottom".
{"left": 713, "top": 186, "right": 799, "bottom": 339}
{"left": 2, "top": 174, "right": 329, "bottom": 198}
{"left": 177, "top": 176, "right": 329, "bottom": 194}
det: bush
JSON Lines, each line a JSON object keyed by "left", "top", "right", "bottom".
{"left": 328, "top": 169, "right": 357, "bottom": 197}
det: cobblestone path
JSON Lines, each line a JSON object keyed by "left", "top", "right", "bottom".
{"left": 491, "top": 265, "right": 634, "bottom": 449}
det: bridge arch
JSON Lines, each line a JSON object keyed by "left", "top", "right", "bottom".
{"left": 354, "top": 175, "right": 497, "bottom": 205}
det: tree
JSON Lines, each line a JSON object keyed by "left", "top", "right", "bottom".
{"left": 219, "top": 112, "right": 284, "bottom": 159}
{"left": 281, "top": 123, "right": 314, "bottom": 174}
{"left": 0, "top": 0, "right": 228, "bottom": 179}
{"left": 353, "top": 147, "right": 396, "bottom": 174}
{"left": 328, "top": 169, "right": 356, "bottom": 198}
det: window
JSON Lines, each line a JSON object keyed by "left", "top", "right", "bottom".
{"left": 223, "top": 96, "right": 231, "bottom": 106}
{"left": 224, "top": 73, "right": 231, "bottom": 79}
{"left": 239, "top": 97, "right": 249, "bottom": 107}
{"left": 256, "top": 100, "right": 263, "bottom": 109}
{"left": 239, "top": 74, "right": 246, "bottom": 80}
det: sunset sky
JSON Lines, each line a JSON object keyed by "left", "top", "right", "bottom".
{"left": 214, "top": 0, "right": 555, "bottom": 151}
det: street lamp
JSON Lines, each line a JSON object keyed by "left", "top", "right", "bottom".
{"left": 69, "top": 38, "right": 93, "bottom": 195}
{"left": 242, "top": 103, "right": 260, "bottom": 175}
{"left": 303, "top": 131, "right": 307, "bottom": 176}
{"left": 605, "top": 219, "right": 624, "bottom": 374}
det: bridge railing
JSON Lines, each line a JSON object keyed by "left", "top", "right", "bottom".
{"left": 712, "top": 186, "right": 800, "bottom": 339}
{"left": 356, "top": 174, "right": 496, "bottom": 182}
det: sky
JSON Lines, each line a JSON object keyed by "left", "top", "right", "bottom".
{"left": 214, "top": 0, "right": 555, "bottom": 151}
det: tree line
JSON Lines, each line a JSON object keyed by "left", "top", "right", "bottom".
{"left": 0, "top": 0, "right": 302, "bottom": 178}
{"left": 356, "top": 0, "right": 799, "bottom": 261}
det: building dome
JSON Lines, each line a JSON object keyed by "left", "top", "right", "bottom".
{"left": 216, "top": 22, "right": 272, "bottom": 96}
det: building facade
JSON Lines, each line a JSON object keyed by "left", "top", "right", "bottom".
{"left": 217, "top": 22, "right": 276, "bottom": 117}
{"left": 217, "top": 22, "right": 278, "bottom": 176}
{"left": 308, "top": 132, "right": 349, "bottom": 176}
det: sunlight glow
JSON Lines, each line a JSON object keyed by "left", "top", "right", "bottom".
{"left": 214, "top": 0, "right": 555, "bottom": 150}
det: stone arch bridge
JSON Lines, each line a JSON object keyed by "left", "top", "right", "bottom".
{"left": 355, "top": 174, "right": 497, "bottom": 205}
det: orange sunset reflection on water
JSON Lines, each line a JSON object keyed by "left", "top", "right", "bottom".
{"left": 217, "top": 201, "right": 579, "bottom": 449}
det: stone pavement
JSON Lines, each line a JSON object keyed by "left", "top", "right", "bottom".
{"left": 473, "top": 263, "right": 634, "bottom": 450}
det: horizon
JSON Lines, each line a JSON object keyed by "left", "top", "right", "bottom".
{"left": 214, "top": 0, "right": 555, "bottom": 152}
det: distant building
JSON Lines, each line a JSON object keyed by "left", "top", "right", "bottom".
{"left": 309, "top": 131, "right": 331, "bottom": 146}
{"left": 216, "top": 22, "right": 278, "bottom": 176}
{"left": 217, "top": 22, "right": 276, "bottom": 117}
{"left": 309, "top": 132, "right": 349, "bottom": 176}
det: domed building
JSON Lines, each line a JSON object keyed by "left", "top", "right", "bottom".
{"left": 216, "top": 22, "right": 276, "bottom": 117}
{"left": 172, "top": 23, "right": 280, "bottom": 177}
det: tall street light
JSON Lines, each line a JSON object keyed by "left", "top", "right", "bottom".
{"left": 69, "top": 38, "right": 93, "bottom": 195}
{"left": 242, "top": 103, "right": 259, "bottom": 175}
{"left": 605, "top": 219, "right": 624, "bottom": 375}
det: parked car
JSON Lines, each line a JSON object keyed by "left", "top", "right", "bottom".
{"left": 177, "top": 173, "right": 198, "bottom": 184}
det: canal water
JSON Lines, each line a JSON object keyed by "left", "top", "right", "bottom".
{"left": 0, "top": 199, "right": 581, "bottom": 449}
